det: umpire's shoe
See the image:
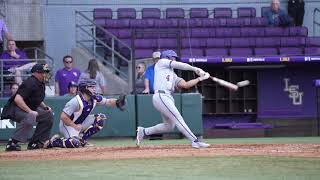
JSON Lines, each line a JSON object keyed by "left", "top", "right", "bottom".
{"left": 27, "top": 140, "right": 44, "bottom": 150}
{"left": 5, "top": 139, "right": 21, "bottom": 151}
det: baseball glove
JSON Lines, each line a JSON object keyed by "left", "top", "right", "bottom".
{"left": 116, "top": 94, "right": 126, "bottom": 111}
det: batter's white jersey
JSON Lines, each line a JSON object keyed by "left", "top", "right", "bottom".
{"left": 153, "top": 58, "right": 182, "bottom": 93}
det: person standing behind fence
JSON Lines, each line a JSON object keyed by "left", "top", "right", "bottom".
{"left": 135, "top": 62, "right": 146, "bottom": 94}
{"left": 3, "top": 63, "right": 54, "bottom": 151}
{"left": 0, "top": 40, "right": 30, "bottom": 85}
{"left": 0, "top": 18, "right": 13, "bottom": 52}
{"left": 55, "top": 55, "right": 81, "bottom": 96}
{"left": 143, "top": 51, "right": 161, "bottom": 94}
{"left": 288, "top": 0, "right": 305, "bottom": 26}
{"left": 79, "top": 59, "right": 107, "bottom": 95}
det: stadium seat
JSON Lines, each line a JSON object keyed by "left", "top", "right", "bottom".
{"left": 230, "top": 38, "right": 255, "bottom": 47}
{"left": 216, "top": 28, "right": 241, "bottom": 37}
{"left": 280, "top": 37, "right": 305, "bottom": 47}
{"left": 214, "top": 8, "right": 232, "bottom": 18}
{"left": 130, "top": 19, "right": 155, "bottom": 28}
{"left": 142, "top": 8, "right": 161, "bottom": 19}
{"left": 255, "top": 37, "right": 281, "bottom": 47}
{"left": 117, "top": 29, "right": 132, "bottom": 38}
{"left": 207, "top": 38, "right": 230, "bottom": 48}
{"left": 94, "top": 8, "right": 113, "bottom": 19}
{"left": 241, "top": 27, "right": 265, "bottom": 37}
{"left": 155, "top": 19, "right": 179, "bottom": 28}
{"left": 179, "top": 18, "right": 202, "bottom": 28}
{"left": 304, "top": 47, "right": 320, "bottom": 55}
{"left": 289, "top": 27, "right": 308, "bottom": 37}
{"left": 157, "top": 38, "right": 178, "bottom": 49}
{"left": 250, "top": 17, "right": 268, "bottom": 27}
{"left": 105, "top": 19, "right": 130, "bottom": 28}
{"left": 181, "top": 48, "right": 204, "bottom": 57}
{"left": 134, "top": 39, "right": 157, "bottom": 49}
{"left": 237, "top": 7, "right": 256, "bottom": 18}
{"left": 166, "top": 8, "right": 185, "bottom": 19}
{"left": 202, "top": 18, "right": 226, "bottom": 27}
{"left": 226, "top": 18, "right": 244, "bottom": 27}
{"left": 254, "top": 47, "right": 278, "bottom": 56}
{"left": 117, "top": 8, "right": 136, "bottom": 19}
{"left": 265, "top": 27, "right": 289, "bottom": 37}
{"left": 205, "top": 48, "right": 228, "bottom": 56}
{"left": 191, "top": 28, "right": 215, "bottom": 38}
{"left": 230, "top": 48, "right": 253, "bottom": 56}
{"left": 134, "top": 49, "right": 154, "bottom": 59}
{"left": 189, "top": 8, "right": 209, "bottom": 18}
{"left": 306, "top": 37, "right": 320, "bottom": 47}
{"left": 279, "top": 47, "right": 303, "bottom": 55}
{"left": 181, "top": 38, "right": 206, "bottom": 48}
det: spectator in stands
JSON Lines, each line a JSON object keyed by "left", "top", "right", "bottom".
{"left": 265, "top": 0, "right": 293, "bottom": 27}
{"left": 55, "top": 55, "right": 81, "bottom": 96}
{"left": 79, "top": 59, "right": 107, "bottom": 95}
{"left": 0, "top": 18, "right": 13, "bottom": 52}
{"left": 0, "top": 40, "right": 31, "bottom": 85}
{"left": 143, "top": 51, "right": 161, "bottom": 94}
{"left": 135, "top": 62, "right": 146, "bottom": 94}
{"left": 64, "top": 81, "right": 78, "bottom": 97}
{"left": 9, "top": 83, "right": 19, "bottom": 96}
{"left": 288, "top": 0, "right": 305, "bottom": 26}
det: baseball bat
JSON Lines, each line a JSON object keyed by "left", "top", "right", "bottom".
{"left": 210, "top": 76, "right": 239, "bottom": 91}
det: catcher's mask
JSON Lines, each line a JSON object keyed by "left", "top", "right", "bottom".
{"left": 78, "top": 80, "right": 97, "bottom": 98}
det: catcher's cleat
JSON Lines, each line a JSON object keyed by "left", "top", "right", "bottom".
{"left": 136, "top": 127, "right": 145, "bottom": 146}
{"left": 44, "top": 134, "right": 60, "bottom": 149}
{"left": 192, "top": 140, "right": 210, "bottom": 149}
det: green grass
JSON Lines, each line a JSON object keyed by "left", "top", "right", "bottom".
{"left": 0, "top": 137, "right": 320, "bottom": 180}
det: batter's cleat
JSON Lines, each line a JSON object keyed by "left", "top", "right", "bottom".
{"left": 136, "top": 127, "right": 145, "bottom": 146}
{"left": 44, "top": 134, "right": 60, "bottom": 149}
{"left": 192, "top": 140, "right": 210, "bottom": 149}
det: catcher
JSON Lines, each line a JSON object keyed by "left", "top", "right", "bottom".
{"left": 44, "top": 79, "right": 126, "bottom": 148}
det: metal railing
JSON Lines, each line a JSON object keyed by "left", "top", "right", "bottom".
{"left": 0, "top": 47, "right": 55, "bottom": 97}
{"left": 0, "top": 0, "right": 5, "bottom": 18}
{"left": 75, "top": 10, "right": 132, "bottom": 80}
{"left": 313, "top": 8, "right": 320, "bottom": 36}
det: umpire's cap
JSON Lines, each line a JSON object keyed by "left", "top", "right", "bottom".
{"left": 31, "top": 63, "right": 50, "bottom": 73}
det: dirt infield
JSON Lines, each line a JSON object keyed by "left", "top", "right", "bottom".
{"left": 0, "top": 143, "right": 320, "bottom": 161}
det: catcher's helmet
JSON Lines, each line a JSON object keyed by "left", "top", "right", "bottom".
{"left": 160, "top": 50, "right": 178, "bottom": 61}
{"left": 78, "top": 79, "right": 96, "bottom": 97}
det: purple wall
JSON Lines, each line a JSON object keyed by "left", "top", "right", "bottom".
{"left": 258, "top": 66, "right": 319, "bottom": 118}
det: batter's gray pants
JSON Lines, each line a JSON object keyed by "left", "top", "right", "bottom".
{"left": 11, "top": 107, "right": 54, "bottom": 143}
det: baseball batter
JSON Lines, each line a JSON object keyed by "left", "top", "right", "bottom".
{"left": 136, "top": 50, "right": 210, "bottom": 148}
{"left": 44, "top": 80, "right": 126, "bottom": 148}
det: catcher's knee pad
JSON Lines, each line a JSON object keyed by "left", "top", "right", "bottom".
{"left": 64, "top": 137, "right": 81, "bottom": 148}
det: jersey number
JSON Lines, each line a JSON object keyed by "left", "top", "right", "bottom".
{"left": 166, "top": 75, "right": 170, "bottom": 81}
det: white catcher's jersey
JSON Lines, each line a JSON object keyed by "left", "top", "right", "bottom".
{"left": 154, "top": 58, "right": 182, "bottom": 93}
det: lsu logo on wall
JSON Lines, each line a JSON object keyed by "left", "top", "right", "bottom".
{"left": 280, "top": 57, "right": 290, "bottom": 62}
{"left": 283, "top": 78, "right": 303, "bottom": 105}
{"left": 222, "top": 58, "right": 232, "bottom": 63}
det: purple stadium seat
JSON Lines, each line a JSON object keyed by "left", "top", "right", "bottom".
{"left": 106, "top": 19, "right": 130, "bottom": 28}
{"left": 181, "top": 38, "right": 206, "bottom": 48}
{"left": 214, "top": 8, "right": 232, "bottom": 18}
{"left": 207, "top": 38, "right": 230, "bottom": 47}
{"left": 179, "top": 19, "right": 202, "bottom": 28}
{"left": 202, "top": 18, "right": 226, "bottom": 27}
{"left": 250, "top": 17, "right": 268, "bottom": 27}
{"left": 117, "top": 29, "right": 131, "bottom": 38}
{"left": 226, "top": 18, "right": 244, "bottom": 27}
{"left": 94, "top": 8, "right": 113, "bottom": 19}
{"left": 205, "top": 48, "right": 228, "bottom": 56}
{"left": 305, "top": 47, "right": 320, "bottom": 55}
{"left": 191, "top": 28, "right": 215, "bottom": 38}
{"left": 135, "top": 49, "right": 154, "bottom": 59}
{"left": 255, "top": 37, "right": 281, "bottom": 47}
{"left": 241, "top": 27, "right": 265, "bottom": 37}
{"left": 155, "top": 19, "right": 179, "bottom": 28}
{"left": 190, "top": 8, "right": 209, "bottom": 18}
{"left": 118, "top": 38, "right": 132, "bottom": 49}
{"left": 254, "top": 47, "right": 278, "bottom": 56}
{"left": 117, "top": 8, "right": 136, "bottom": 19}
{"left": 279, "top": 47, "right": 303, "bottom": 55}
{"left": 130, "top": 19, "right": 155, "bottom": 28}
{"left": 230, "top": 38, "right": 255, "bottom": 47}
{"left": 180, "top": 29, "right": 191, "bottom": 38}
{"left": 306, "top": 37, "right": 320, "bottom": 47}
{"left": 166, "top": 8, "right": 185, "bottom": 19}
{"left": 265, "top": 27, "right": 289, "bottom": 37}
{"left": 289, "top": 27, "right": 308, "bottom": 37}
{"left": 134, "top": 39, "right": 157, "bottom": 49}
{"left": 216, "top": 28, "right": 241, "bottom": 37}
{"left": 157, "top": 38, "right": 178, "bottom": 49}
{"left": 230, "top": 48, "right": 253, "bottom": 56}
{"left": 261, "top": 7, "right": 270, "bottom": 17}
{"left": 142, "top": 8, "right": 161, "bottom": 19}
{"left": 181, "top": 48, "right": 204, "bottom": 57}
{"left": 280, "top": 37, "right": 305, "bottom": 47}
{"left": 237, "top": 7, "right": 256, "bottom": 18}
{"left": 95, "top": 19, "right": 106, "bottom": 28}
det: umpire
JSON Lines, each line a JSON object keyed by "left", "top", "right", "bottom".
{"left": 288, "top": 0, "right": 305, "bottom": 26}
{"left": 4, "top": 63, "right": 54, "bottom": 151}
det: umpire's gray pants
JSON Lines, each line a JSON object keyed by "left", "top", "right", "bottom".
{"left": 11, "top": 107, "right": 54, "bottom": 143}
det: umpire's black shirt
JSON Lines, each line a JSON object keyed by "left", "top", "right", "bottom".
{"left": 16, "top": 75, "right": 45, "bottom": 111}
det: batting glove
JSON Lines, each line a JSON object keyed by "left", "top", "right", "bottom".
{"left": 198, "top": 72, "right": 210, "bottom": 81}
{"left": 194, "top": 67, "right": 206, "bottom": 77}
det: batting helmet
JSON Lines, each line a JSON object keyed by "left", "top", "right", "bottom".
{"left": 78, "top": 79, "right": 96, "bottom": 97}
{"left": 160, "top": 50, "right": 178, "bottom": 60}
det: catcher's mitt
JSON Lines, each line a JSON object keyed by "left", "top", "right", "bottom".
{"left": 116, "top": 94, "right": 126, "bottom": 111}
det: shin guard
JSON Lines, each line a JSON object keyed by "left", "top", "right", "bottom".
{"left": 81, "top": 113, "right": 106, "bottom": 145}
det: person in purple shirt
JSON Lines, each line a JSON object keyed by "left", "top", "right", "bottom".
{"left": 55, "top": 55, "right": 81, "bottom": 96}
{"left": 0, "top": 40, "right": 30, "bottom": 85}
{"left": 0, "top": 19, "right": 13, "bottom": 52}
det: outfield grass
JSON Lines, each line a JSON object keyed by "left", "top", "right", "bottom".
{"left": 0, "top": 137, "right": 320, "bottom": 180}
